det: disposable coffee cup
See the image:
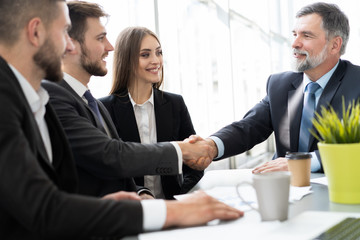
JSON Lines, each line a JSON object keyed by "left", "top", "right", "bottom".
{"left": 286, "top": 152, "right": 311, "bottom": 187}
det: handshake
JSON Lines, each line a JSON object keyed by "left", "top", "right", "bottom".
{"left": 177, "top": 135, "right": 218, "bottom": 171}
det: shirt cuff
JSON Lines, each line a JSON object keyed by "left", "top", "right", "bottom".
{"left": 137, "top": 188, "right": 154, "bottom": 198}
{"left": 141, "top": 199, "right": 166, "bottom": 231}
{"left": 170, "top": 142, "right": 183, "bottom": 174}
{"left": 209, "top": 136, "right": 224, "bottom": 159}
{"left": 310, "top": 152, "right": 321, "bottom": 172}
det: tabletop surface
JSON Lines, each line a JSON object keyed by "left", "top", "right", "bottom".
{"left": 123, "top": 170, "right": 360, "bottom": 240}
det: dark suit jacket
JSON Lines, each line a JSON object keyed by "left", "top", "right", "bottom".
{"left": 213, "top": 60, "right": 360, "bottom": 172}
{"left": 0, "top": 56, "right": 143, "bottom": 239}
{"left": 42, "top": 80, "right": 179, "bottom": 197}
{"left": 100, "top": 88, "right": 204, "bottom": 199}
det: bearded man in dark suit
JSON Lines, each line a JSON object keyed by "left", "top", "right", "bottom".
{"left": 0, "top": 0, "right": 242, "bottom": 239}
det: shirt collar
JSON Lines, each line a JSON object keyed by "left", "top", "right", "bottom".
{"left": 303, "top": 60, "right": 340, "bottom": 92}
{"left": 63, "top": 72, "right": 89, "bottom": 97}
{"left": 9, "top": 64, "right": 49, "bottom": 113}
{"left": 128, "top": 88, "right": 154, "bottom": 107}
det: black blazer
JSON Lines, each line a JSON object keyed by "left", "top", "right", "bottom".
{"left": 213, "top": 60, "right": 360, "bottom": 172}
{"left": 0, "top": 56, "right": 143, "bottom": 239}
{"left": 42, "top": 80, "right": 179, "bottom": 197}
{"left": 100, "top": 88, "right": 204, "bottom": 199}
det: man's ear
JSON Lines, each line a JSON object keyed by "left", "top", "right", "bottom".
{"left": 27, "top": 17, "right": 45, "bottom": 47}
{"left": 330, "top": 36, "right": 343, "bottom": 54}
{"left": 67, "top": 38, "right": 80, "bottom": 55}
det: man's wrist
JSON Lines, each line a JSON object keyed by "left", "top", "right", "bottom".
{"left": 205, "top": 138, "right": 218, "bottom": 159}
{"left": 137, "top": 189, "right": 154, "bottom": 198}
{"left": 208, "top": 136, "right": 223, "bottom": 159}
{"left": 163, "top": 201, "right": 178, "bottom": 229}
{"left": 170, "top": 142, "right": 183, "bottom": 174}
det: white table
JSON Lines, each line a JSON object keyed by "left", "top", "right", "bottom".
{"left": 125, "top": 169, "right": 360, "bottom": 240}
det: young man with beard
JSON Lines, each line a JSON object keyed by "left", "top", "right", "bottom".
{"left": 188, "top": 2, "right": 360, "bottom": 173}
{"left": 42, "top": 0, "right": 211, "bottom": 199}
{"left": 0, "top": 0, "right": 243, "bottom": 239}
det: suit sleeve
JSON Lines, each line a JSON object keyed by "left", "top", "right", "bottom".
{"left": 0, "top": 80, "right": 143, "bottom": 238}
{"left": 43, "top": 81, "right": 179, "bottom": 179}
{"left": 212, "top": 78, "right": 274, "bottom": 159}
{"left": 176, "top": 95, "right": 204, "bottom": 193}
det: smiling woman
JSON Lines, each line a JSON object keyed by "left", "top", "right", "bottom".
{"left": 88, "top": 0, "right": 360, "bottom": 170}
{"left": 135, "top": 35, "right": 163, "bottom": 94}
{"left": 99, "top": 27, "right": 204, "bottom": 199}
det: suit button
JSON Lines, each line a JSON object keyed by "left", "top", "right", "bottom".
{"left": 156, "top": 168, "right": 165, "bottom": 174}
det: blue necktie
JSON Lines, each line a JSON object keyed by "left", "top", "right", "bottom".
{"left": 83, "top": 90, "right": 103, "bottom": 125}
{"left": 298, "top": 82, "right": 321, "bottom": 152}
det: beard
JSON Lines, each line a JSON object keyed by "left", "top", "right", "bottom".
{"left": 80, "top": 44, "right": 107, "bottom": 76}
{"left": 33, "top": 38, "right": 63, "bottom": 82}
{"left": 293, "top": 44, "right": 328, "bottom": 72}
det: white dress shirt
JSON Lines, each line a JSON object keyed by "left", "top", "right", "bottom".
{"left": 10, "top": 65, "right": 53, "bottom": 163}
{"left": 129, "top": 90, "right": 165, "bottom": 199}
{"left": 63, "top": 72, "right": 168, "bottom": 230}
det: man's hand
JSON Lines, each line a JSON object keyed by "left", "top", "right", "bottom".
{"left": 252, "top": 157, "right": 288, "bottom": 173}
{"left": 164, "top": 191, "right": 243, "bottom": 228}
{"left": 187, "top": 135, "right": 218, "bottom": 159}
{"left": 139, "top": 192, "right": 155, "bottom": 200}
{"left": 102, "top": 191, "right": 141, "bottom": 201}
{"left": 178, "top": 135, "right": 217, "bottom": 171}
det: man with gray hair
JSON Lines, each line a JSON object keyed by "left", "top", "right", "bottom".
{"left": 189, "top": 2, "right": 360, "bottom": 173}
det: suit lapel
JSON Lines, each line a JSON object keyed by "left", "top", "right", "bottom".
{"left": 113, "top": 93, "right": 141, "bottom": 142}
{"left": 98, "top": 100, "right": 119, "bottom": 138}
{"left": 153, "top": 90, "right": 182, "bottom": 194}
{"left": 288, "top": 74, "right": 304, "bottom": 151}
{"left": 60, "top": 80, "right": 107, "bottom": 134}
{"left": 308, "top": 60, "right": 345, "bottom": 150}
{"left": 18, "top": 86, "right": 53, "bottom": 171}
{"left": 45, "top": 104, "right": 65, "bottom": 170}
{"left": 316, "top": 61, "right": 345, "bottom": 111}
{"left": 27, "top": 108, "right": 54, "bottom": 172}
{"left": 32, "top": 116, "right": 54, "bottom": 170}
{"left": 154, "top": 89, "right": 173, "bottom": 142}
{"left": 112, "top": 90, "right": 181, "bottom": 193}
{"left": 113, "top": 89, "right": 173, "bottom": 142}
{"left": 0, "top": 57, "right": 54, "bottom": 170}
{"left": 44, "top": 103, "right": 78, "bottom": 192}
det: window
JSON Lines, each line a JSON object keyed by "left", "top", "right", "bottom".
{"left": 87, "top": 0, "right": 360, "bottom": 170}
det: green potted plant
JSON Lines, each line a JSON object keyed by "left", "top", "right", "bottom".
{"left": 311, "top": 98, "right": 360, "bottom": 204}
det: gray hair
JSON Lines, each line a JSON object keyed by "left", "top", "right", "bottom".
{"left": 296, "top": 2, "right": 349, "bottom": 55}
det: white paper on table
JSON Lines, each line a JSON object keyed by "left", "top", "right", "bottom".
{"left": 175, "top": 186, "right": 255, "bottom": 211}
{"left": 289, "top": 186, "right": 313, "bottom": 201}
{"left": 310, "top": 176, "right": 328, "bottom": 186}
{"left": 190, "top": 169, "right": 253, "bottom": 191}
{"left": 175, "top": 185, "right": 313, "bottom": 211}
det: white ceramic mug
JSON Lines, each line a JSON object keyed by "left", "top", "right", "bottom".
{"left": 236, "top": 171, "right": 291, "bottom": 221}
